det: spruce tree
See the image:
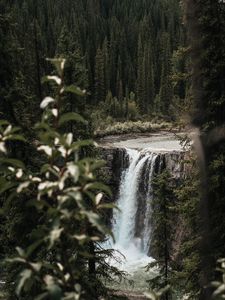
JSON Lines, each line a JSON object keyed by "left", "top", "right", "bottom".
{"left": 137, "top": 35, "right": 145, "bottom": 114}
{"left": 159, "top": 33, "right": 173, "bottom": 116}
{"left": 150, "top": 170, "right": 175, "bottom": 300}
{"left": 94, "top": 47, "right": 105, "bottom": 104}
{"left": 3, "top": 0, "right": 184, "bottom": 118}
{"left": 144, "top": 42, "right": 155, "bottom": 114}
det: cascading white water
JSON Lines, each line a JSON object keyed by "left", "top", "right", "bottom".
{"left": 113, "top": 149, "right": 147, "bottom": 247}
{"left": 142, "top": 151, "right": 159, "bottom": 253}
{"left": 111, "top": 148, "right": 159, "bottom": 270}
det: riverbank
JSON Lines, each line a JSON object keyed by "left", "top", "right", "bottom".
{"left": 97, "top": 131, "right": 185, "bottom": 152}
{"left": 94, "top": 121, "right": 176, "bottom": 138}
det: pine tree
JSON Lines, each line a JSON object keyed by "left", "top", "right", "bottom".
{"left": 159, "top": 33, "right": 173, "bottom": 116}
{"left": 137, "top": 40, "right": 155, "bottom": 115}
{"left": 137, "top": 34, "right": 145, "bottom": 114}
{"left": 94, "top": 47, "right": 105, "bottom": 104}
{"left": 150, "top": 170, "right": 175, "bottom": 300}
{"left": 103, "top": 38, "right": 110, "bottom": 94}
{"left": 144, "top": 42, "right": 155, "bottom": 114}
{"left": 3, "top": 0, "right": 184, "bottom": 116}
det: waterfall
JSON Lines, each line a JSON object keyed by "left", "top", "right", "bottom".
{"left": 142, "top": 152, "right": 158, "bottom": 253}
{"left": 112, "top": 148, "right": 159, "bottom": 267}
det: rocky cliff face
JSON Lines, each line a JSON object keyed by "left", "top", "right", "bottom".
{"left": 99, "top": 148, "right": 129, "bottom": 199}
{"left": 99, "top": 147, "right": 186, "bottom": 193}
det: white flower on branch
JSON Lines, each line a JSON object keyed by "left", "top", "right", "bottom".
{"left": 38, "top": 145, "right": 53, "bottom": 157}
{"left": 0, "top": 142, "right": 7, "bottom": 153}
{"left": 40, "top": 97, "right": 55, "bottom": 109}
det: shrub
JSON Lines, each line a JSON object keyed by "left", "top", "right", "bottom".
{"left": 94, "top": 121, "right": 173, "bottom": 137}
{"left": 0, "top": 59, "right": 119, "bottom": 300}
{"left": 127, "top": 100, "right": 139, "bottom": 121}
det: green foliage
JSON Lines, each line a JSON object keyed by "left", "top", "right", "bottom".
{"left": 149, "top": 170, "right": 175, "bottom": 300}
{"left": 137, "top": 38, "right": 155, "bottom": 115}
{"left": 94, "top": 121, "right": 173, "bottom": 138}
{"left": 158, "top": 33, "right": 173, "bottom": 117}
{"left": 0, "top": 59, "right": 120, "bottom": 299}
{"left": 211, "top": 259, "right": 225, "bottom": 299}
{"left": 173, "top": 157, "right": 201, "bottom": 298}
{"left": 184, "top": 0, "right": 225, "bottom": 297}
{"left": 103, "top": 91, "right": 139, "bottom": 121}
{"left": 1, "top": 0, "right": 185, "bottom": 131}
{"left": 148, "top": 161, "right": 202, "bottom": 299}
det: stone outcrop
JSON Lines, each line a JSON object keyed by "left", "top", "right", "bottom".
{"left": 99, "top": 147, "right": 186, "bottom": 193}
{"left": 98, "top": 147, "right": 128, "bottom": 198}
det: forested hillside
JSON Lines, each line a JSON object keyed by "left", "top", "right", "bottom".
{"left": 1, "top": 0, "right": 185, "bottom": 133}
{"left": 1, "top": 1, "right": 225, "bottom": 300}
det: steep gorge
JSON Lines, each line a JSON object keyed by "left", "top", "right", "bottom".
{"left": 99, "top": 134, "right": 186, "bottom": 264}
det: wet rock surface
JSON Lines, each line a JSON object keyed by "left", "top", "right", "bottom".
{"left": 98, "top": 133, "right": 188, "bottom": 262}
{"left": 97, "top": 132, "right": 184, "bottom": 152}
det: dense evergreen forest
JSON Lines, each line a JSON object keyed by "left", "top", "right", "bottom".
{"left": 0, "top": 0, "right": 225, "bottom": 300}
{"left": 1, "top": 0, "right": 186, "bottom": 134}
